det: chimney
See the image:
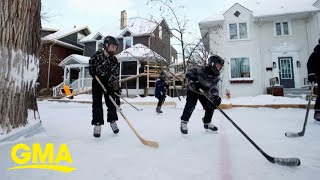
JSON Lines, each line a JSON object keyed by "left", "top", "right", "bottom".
{"left": 120, "top": 10, "right": 127, "bottom": 30}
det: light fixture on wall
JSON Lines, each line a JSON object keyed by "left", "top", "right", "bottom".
{"left": 297, "top": 61, "right": 301, "bottom": 67}
{"left": 273, "top": 62, "right": 277, "bottom": 68}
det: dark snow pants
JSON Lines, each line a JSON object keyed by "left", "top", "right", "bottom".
{"left": 91, "top": 78, "right": 118, "bottom": 125}
{"left": 181, "top": 90, "right": 215, "bottom": 123}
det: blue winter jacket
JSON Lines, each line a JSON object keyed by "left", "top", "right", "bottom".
{"left": 155, "top": 79, "right": 166, "bottom": 99}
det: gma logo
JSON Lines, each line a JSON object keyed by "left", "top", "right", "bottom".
{"left": 8, "top": 143, "right": 76, "bottom": 173}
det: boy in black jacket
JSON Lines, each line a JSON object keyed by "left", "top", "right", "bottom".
{"left": 307, "top": 39, "right": 320, "bottom": 122}
{"left": 89, "top": 36, "right": 120, "bottom": 138}
{"left": 180, "top": 55, "right": 224, "bottom": 134}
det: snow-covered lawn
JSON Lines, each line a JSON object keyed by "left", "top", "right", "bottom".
{"left": 1, "top": 98, "right": 320, "bottom": 180}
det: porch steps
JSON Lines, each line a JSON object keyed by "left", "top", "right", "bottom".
{"left": 284, "top": 88, "right": 310, "bottom": 98}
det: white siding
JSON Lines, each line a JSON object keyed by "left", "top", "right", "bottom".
{"left": 204, "top": 3, "right": 315, "bottom": 97}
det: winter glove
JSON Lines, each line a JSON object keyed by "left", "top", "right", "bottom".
{"left": 188, "top": 80, "right": 200, "bottom": 92}
{"left": 308, "top": 73, "right": 317, "bottom": 83}
{"left": 209, "top": 94, "right": 221, "bottom": 106}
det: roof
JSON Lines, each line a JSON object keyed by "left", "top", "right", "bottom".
{"left": 80, "top": 18, "right": 164, "bottom": 43}
{"left": 41, "top": 27, "right": 59, "bottom": 32}
{"left": 59, "top": 54, "right": 90, "bottom": 67}
{"left": 242, "top": 0, "right": 319, "bottom": 17}
{"left": 42, "top": 39, "right": 83, "bottom": 52}
{"left": 200, "top": 0, "right": 320, "bottom": 23}
{"left": 42, "top": 26, "right": 91, "bottom": 41}
{"left": 116, "top": 43, "right": 166, "bottom": 62}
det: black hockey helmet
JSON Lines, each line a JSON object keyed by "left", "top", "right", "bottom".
{"left": 207, "top": 55, "right": 224, "bottom": 75}
{"left": 159, "top": 71, "right": 166, "bottom": 81}
{"left": 104, "top": 35, "right": 119, "bottom": 47}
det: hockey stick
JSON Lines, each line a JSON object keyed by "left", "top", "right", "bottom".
{"left": 114, "top": 92, "right": 143, "bottom": 111}
{"left": 95, "top": 76, "right": 159, "bottom": 148}
{"left": 199, "top": 89, "right": 300, "bottom": 167}
{"left": 285, "top": 83, "right": 315, "bottom": 138}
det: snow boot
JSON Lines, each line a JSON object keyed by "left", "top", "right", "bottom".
{"left": 180, "top": 120, "right": 188, "bottom": 134}
{"left": 110, "top": 121, "right": 119, "bottom": 134}
{"left": 93, "top": 124, "right": 101, "bottom": 138}
{"left": 204, "top": 123, "right": 218, "bottom": 133}
{"left": 156, "top": 106, "right": 163, "bottom": 113}
{"left": 314, "top": 111, "right": 320, "bottom": 123}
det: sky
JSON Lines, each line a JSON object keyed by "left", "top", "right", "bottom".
{"left": 41, "top": 0, "right": 245, "bottom": 59}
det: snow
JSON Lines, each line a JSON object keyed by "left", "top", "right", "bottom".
{"left": 8, "top": 49, "right": 39, "bottom": 92}
{"left": 59, "top": 54, "right": 91, "bottom": 67}
{"left": 1, "top": 98, "right": 320, "bottom": 179}
{"left": 79, "top": 18, "right": 162, "bottom": 43}
{"left": 200, "top": 0, "right": 320, "bottom": 23}
{"left": 241, "top": 0, "right": 319, "bottom": 17}
{"left": 42, "top": 26, "right": 89, "bottom": 41}
{"left": 117, "top": 44, "right": 166, "bottom": 62}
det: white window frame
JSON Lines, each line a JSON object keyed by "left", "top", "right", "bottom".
{"left": 123, "top": 36, "right": 133, "bottom": 50}
{"left": 227, "top": 21, "right": 250, "bottom": 41}
{"left": 274, "top": 21, "right": 292, "bottom": 37}
{"left": 96, "top": 40, "right": 103, "bottom": 51}
{"left": 229, "top": 57, "right": 253, "bottom": 80}
{"left": 159, "top": 25, "right": 163, "bottom": 40}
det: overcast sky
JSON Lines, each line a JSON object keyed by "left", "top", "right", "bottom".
{"left": 41, "top": 0, "right": 244, "bottom": 58}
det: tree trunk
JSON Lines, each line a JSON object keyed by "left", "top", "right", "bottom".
{"left": 0, "top": 0, "right": 41, "bottom": 133}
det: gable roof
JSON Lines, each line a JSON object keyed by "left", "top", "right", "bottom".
{"left": 80, "top": 18, "right": 165, "bottom": 43}
{"left": 116, "top": 43, "right": 166, "bottom": 62}
{"left": 200, "top": 0, "right": 320, "bottom": 23}
{"left": 42, "top": 26, "right": 91, "bottom": 41}
{"left": 59, "top": 54, "right": 90, "bottom": 67}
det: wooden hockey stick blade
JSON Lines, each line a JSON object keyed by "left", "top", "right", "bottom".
{"left": 109, "top": 96, "right": 159, "bottom": 148}
{"left": 95, "top": 75, "right": 159, "bottom": 148}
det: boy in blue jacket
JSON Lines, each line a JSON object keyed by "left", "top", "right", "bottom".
{"left": 155, "top": 72, "right": 167, "bottom": 113}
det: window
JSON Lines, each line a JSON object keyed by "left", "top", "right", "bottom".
{"left": 121, "top": 61, "right": 137, "bottom": 88}
{"left": 230, "top": 58, "right": 251, "bottom": 79}
{"left": 77, "top": 33, "right": 86, "bottom": 42}
{"left": 228, "top": 22, "right": 248, "bottom": 40}
{"left": 274, "top": 21, "right": 291, "bottom": 36}
{"left": 123, "top": 36, "right": 133, "bottom": 49}
{"left": 159, "top": 25, "right": 162, "bottom": 40}
{"left": 234, "top": 11, "right": 241, "bottom": 17}
{"left": 96, "top": 40, "right": 103, "bottom": 51}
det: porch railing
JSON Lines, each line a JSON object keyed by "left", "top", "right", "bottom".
{"left": 52, "top": 78, "right": 93, "bottom": 97}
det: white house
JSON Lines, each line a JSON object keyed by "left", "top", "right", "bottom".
{"left": 199, "top": 0, "right": 320, "bottom": 97}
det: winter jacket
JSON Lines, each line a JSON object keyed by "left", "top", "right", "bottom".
{"left": 186, "top": 66, "right": 220, "bottom": 96}
{"left": 307, "top": 44, "right": 320, "bottom": 79}
{"left": 89, "top": 50, "right": 119, "bottom": 87}
{"left": 155, "top": 79, "right": 167, "bottom": 99}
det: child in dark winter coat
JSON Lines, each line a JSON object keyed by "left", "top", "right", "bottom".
{"left": 155, "top": 72, "right": 167, "bottom": 113}
{"left": 180, "top": 55, "right": 224, "bottom": 134}
{"left": 307, "top": 39, "right": 320, "bottom": 122}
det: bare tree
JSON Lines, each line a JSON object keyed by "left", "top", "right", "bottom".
{"left": 146, "top": 0, "right": 188, "bottom": 73}
{"left": 0, "top": 0, "right": 42, "bottom": 133}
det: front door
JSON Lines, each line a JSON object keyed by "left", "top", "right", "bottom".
{"left": 278, "top": 57, "right": 295, "bottom": 88}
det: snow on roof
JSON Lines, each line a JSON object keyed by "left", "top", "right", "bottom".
{"left": 42, "top": 26, "right": 90, "bottom": 41}
{"left": 199, "top": 14, "right": 225, "bottom": 24}
{"left": 80, "top": 18, "right": 163, "bottom": 43}
{"left": 59, "top": 54, "right": 90, "bottom": 67}
{"left": 242, "top": 0, "right": 319, "bottom": 17}
{"left": 200, "top": 0, "right": 319, "bottom": 23}
{"left": 116, "top": 43, "right": 166, "bottom": 62}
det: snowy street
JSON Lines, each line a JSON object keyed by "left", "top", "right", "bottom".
{"left": 1, "top": 100, "right": 320, "bottom": 180}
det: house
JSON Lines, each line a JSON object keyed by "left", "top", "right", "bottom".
{"left": 199, "top": 0, "right": 320, "bottom": 97}
{"left": 38, "top": 26, "right": 91, "bottom": 91}
{"left": 52, "top": 10, "right": 178, "bottom": 97}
